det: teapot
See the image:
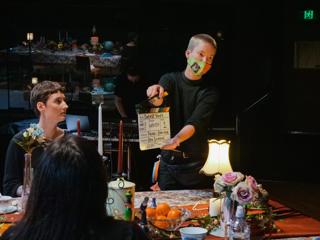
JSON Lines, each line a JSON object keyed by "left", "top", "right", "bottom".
{"left": 107, "top": 177, "right": 135, "bottom": 221}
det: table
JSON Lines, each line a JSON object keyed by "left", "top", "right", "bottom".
{"left": 1, "top": 190, "right": 320, "bottom": 239}
{"left": 135, "top": 189, "right": 320, "bottom": 239}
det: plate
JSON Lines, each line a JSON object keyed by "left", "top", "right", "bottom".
{"left": 0, "top": 206, "right": 18, "bottom": 214}
{"left": 0, "top": 196, "right": 12, "bottom": 201}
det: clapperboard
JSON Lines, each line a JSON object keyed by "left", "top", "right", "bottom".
{"left": 135, "top": 93, "right": 170, "bottom": 150}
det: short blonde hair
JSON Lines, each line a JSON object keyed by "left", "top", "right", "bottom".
{"left": 187, "top": 34, "right": 217, "bottom": 51}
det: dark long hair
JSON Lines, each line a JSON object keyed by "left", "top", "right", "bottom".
{"left": 5, "top": 135, "right": 109, "bottom": 240}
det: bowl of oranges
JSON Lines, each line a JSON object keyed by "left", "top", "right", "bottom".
{"left": 146, "top": 202, "right": 191, "bottom": 232}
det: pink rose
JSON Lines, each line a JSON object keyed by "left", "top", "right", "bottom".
{"left": 231, "top": 182, "right": 253, "bottom": 205}
{"left": 222, "top": 172, "right": 244, "bottom": 186}
{"left": 245, "top": 176, "right": 258, "bottom": 192}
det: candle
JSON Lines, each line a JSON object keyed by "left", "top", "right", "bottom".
{"left": 31, "top": 77, "right": 38, "bottom": 85}
{"left": 127, "top": 144, "right": 131, "bottom": 180}
{"left": 58, "top": 31, "right": 61, "bottom": 41}
{"left": 117, "top": 120, "right": 123, "bottom": 175}
{"left": 209, "top": 198, "right": 222, "bottom": 217}
{"left": 66, "top": 31, "right": 68, "bottom": 41}
{"left": 77, "top": 119, "right": 81, "bottom": 136}
{"left": 98, "top": 103, "right": 103, "bottom": 155}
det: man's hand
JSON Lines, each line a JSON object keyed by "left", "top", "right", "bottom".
{"left": 146, "top": 84, "right": 165, "bottom": 99}
{"left": 161, "top": 125, "right": 195, "bottom": 150}
{"left": 114, "top": 96, "right": 128, "bottom": 118}
{"left": 160, "top": 136, "right": 180, "bottom": 150}
{"left": 150, "top": 182, "right": 161, "bottom": 191}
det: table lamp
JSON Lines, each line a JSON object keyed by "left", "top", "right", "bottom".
{"left": 27, "top": 32, "right": 34, "bottom": 41}
{"left": 199, "top": 139, "right": 233, "bottom": 177}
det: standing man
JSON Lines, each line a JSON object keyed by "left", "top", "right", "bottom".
{"left": 114, "top": 65, "right": 148, "bottom": 119}
{"left": 147, "top": 34, "right": 219, "bottom": 190}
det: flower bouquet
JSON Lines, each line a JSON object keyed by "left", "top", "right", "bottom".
{"left": 213, "top": 172, "right": 275, "bottom": 237}
{"left": 15, "top": 123, "right": 46, "bottom": 154}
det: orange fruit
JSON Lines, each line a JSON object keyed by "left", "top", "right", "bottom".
{"left": 167, "top": 208, "right": 182, "bottom": 219}
{"left": 154, "top": 215, "right": 169, "bottom": 229}
{"left": 156, "top": 202, "right": 170, "bottom": 217}
{"left": 146, "top": 207, "right": 156, "bottom": 218}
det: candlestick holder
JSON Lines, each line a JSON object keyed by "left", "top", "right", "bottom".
{"left": 26, "top": 32, "right": 34, "bottom": 55}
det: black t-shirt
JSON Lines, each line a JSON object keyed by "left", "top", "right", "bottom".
{"left": 3, "top": 130, "right": 44, "bottom": 197}
{"left": 159, "top": 71, "right": 219, "bottom": 163}
{"left": 114, "top": 75, "right": 148, "bottom": 119}
{"left": 3, "top": 130, "right": 67, "bottom": 197}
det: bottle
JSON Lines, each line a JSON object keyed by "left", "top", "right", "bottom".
{"left": 124, "top": 190, "right": 133, "bottom": 221}
{"left": 151, "top": 197, "right": 157, "bottom": 208}
{"left": 229, "top": 205, "right": 250, "bottom": 240}
{"left": 138, "top": 197, "right": 149, "bottom": 233}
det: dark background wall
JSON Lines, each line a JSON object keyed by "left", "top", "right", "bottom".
{"left": 1, "top": 0, "right": 320, "bottom": 188}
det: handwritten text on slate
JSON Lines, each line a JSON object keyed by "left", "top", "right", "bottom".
{"left": 138, "top": 112, "right": 170, "bottom": 150}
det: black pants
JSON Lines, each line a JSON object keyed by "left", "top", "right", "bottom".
{"left": 158, "top": 159, "right": 213, "bottom": 190}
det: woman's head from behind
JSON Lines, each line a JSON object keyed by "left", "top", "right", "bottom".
{"left": 25, "top": 135, "right": 108, "bottom": 233}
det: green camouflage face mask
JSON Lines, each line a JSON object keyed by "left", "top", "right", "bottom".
{"left": 187, "top": 57, "right": 206, "bottom": 76}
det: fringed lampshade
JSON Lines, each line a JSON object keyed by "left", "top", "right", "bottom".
{"left": 199, "top": 139, "right": 232, "bottom": 176}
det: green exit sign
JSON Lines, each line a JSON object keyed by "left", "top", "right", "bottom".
{"left": 304, "top": 10, "right": 315, "bottom": 20}
{"left": 299, "top": 9, "right": 318, "bottom": 22}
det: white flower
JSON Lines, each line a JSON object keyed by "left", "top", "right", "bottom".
{"left": 15, "top": 124, "right": 45, "bottom": 153}
{"left": 23, "top": 131, "right": 29, "bottom": 138}
{"left": 214, "top": 175, "right": 226, "bottom": 193}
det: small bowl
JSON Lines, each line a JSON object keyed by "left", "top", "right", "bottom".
{"left": 148, "top": 208, "right": 191, "bottom": 231}
{"left": 179, "top": 227, "right": 208, "bottom": 240}
{"left": 0, "top": 196, "right": 13, "bottom": 210}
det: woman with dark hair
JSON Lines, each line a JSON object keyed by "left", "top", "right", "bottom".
{"left": 2, "top": 135, "right": 149, "bottom": 240}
